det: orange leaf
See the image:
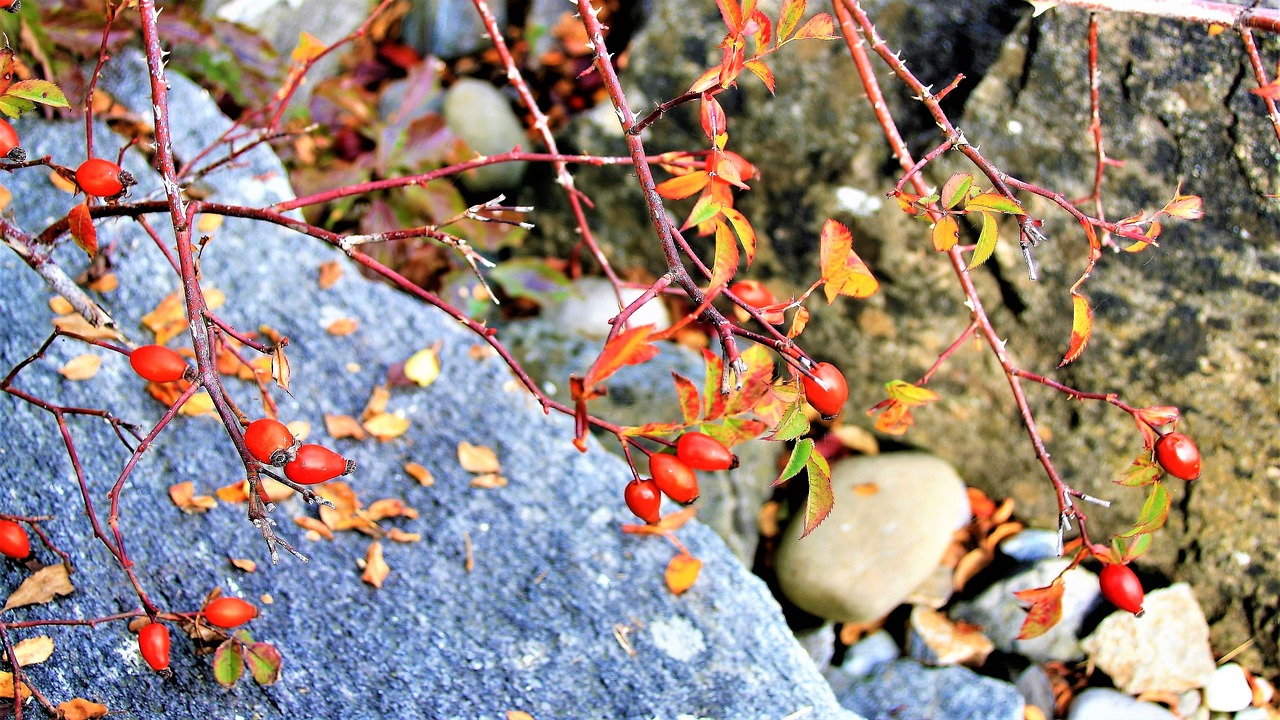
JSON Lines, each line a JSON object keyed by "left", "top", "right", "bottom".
{"left": 932, "top": 216, "right": 959, "bottom": 252}
{"left": 743, "top": 59, "right": 775, "bottom": 93}
{"left": 584, "top": 324, "right": 659, "bottom": 388}
{"left": 819, "top": 219, "right": 878, "bottom": 303}
{"left": 1013, "top": 578, "right": 1065, "bottom": 640}
{"left": 363, "top": 412, "right": 410, "bottom": 441}
{"left": 1162, "top": 187, "right": 1203, "bottom": 220}
{"left": 326, "top": 318, "right": 358, "bottom": 336}
{"left": 361, "top": 541, "right": 390, "bottom": 588}
{"left": 1058, "top": 292, "right": 1093, "bottom": 367}
{"left": 318, "top": 260, "right": 343, "bottom": 289}
{"left": 290, "top": 31, "right": 327, "bottom": 64}
{"left": 68, "top": 202, "right": 97, "bottom": 257}
{"left": 665, "top": 553, "right": 702, "bottom": 595}
{"left": 709, "top": 220, "right": 741, "bottom": 293}
{"left": 721, "top": 206, "right": 757, "bottom": 266}
{"left": 792, "top": 13, "right": 837, "bottom": 40}
{"left": 656, "top": 171, "right": 710, "bottom": 200}
{"left": 458, "top": 441, "right": 502, "bottom": 474}
{"left": 169, "top": 481, "right": 217, "bottom": 513}
{"left": 58, "top": 698, "right": 108, "bottom": 720}
{"left": 58, "top": 354, "right": 102, "bottom": 381}
{"left": 404, "top": 462, "right": 435, "bottom": 486}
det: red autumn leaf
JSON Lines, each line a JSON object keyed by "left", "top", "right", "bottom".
{"left": 716, "top": 0, "right": 745, "bottom": 32}
{"left": 744, "top": 59, "right": 776, "bottom": 93}
{"left": 1251, "top": 80, "right": 1280, "bottom": 99}
{"left": 777, "top": 0, "right": 806, "bottom": 42}
{"left": 1162, "top": 187, "right": 1203, "bottom": 220}
{"left": 657, "top": 171, "right": 711, "bottom": 200}
{"left": 700, "top": 93, "right": 726, "bottom": 140}
{"left": 672, "top": 371, "right": 702, "bottom": 424}
{"left": 584, "top": 324, "right": 659, "bottom": 388}
{"left": 1058, "top": 292, "right": 1093, "bottom": 367}
{"left": 721, "top": 206, "right": 757, "bottom": 265}
{"left": 1014, "top": 578, "right": 1065, "bottom": 640}
{"left": 69, "top": 202, "right": 97, "bottom": 257}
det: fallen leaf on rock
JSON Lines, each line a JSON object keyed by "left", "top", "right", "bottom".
{"left": 318, "top": 260, "right": 342, "bottom": 289}
{"left": 229, "top": 557, "right": 257, "bottom": 573}
{"left": 366, "top": 498, "right": 416, "bottom": 521}
{"left": 325, "top": 414, "right": 368, "bottom": 440}
{"left": 286, "top": 420, "right": 311, "bottom": 441}
{"left": 386, "top": 528, "right": 421, "bottom": 543}
{"left": 169, "top": 481, "right": 217, "bottom": 513}
{"left": 470, "top": 473, "right": 507, "bottom": 489}
{"left": 12, "top": 636, "right": 54, "bottom": 666}
{"left": 49, "top": 296, "right": 74, "bottom": 315}
{"left": 0, "top": 672, "right": 30, "bottom": 701}
{"left": 361, "top": 541, "right": 389, "bottom": 588}
{"left": 216, "top": 480, "right": 249, "bottom": 503}
{"left": 87, "top": 273, "right": 119, "bottom": 293}
{"left": 458, "top": 442, "right": 500, "bottom": 474}
{"left": 404, "top": 462, "right": 434, "bottom": 486}
{"left": 53, "top": 313, "right": 122, "bottom": 341}
{"left": 58, "top": 354, "right": 102, "bottom": 381}
{"left": 178, "top": 390, "right": 218, "bottom": 418}
{"left": 468, "top": 344, "right": 496, "bottom": 360}
{"left": 665, "top": 553, "right": 702, "bottom": 595}
{"left": 360, "top": 385, "right": 390, "bottom": 421}
{"left": 507, "top": 712, "right": 534, "bottom": 720}
{"left": 237, "top": 355, "right": 272, "bottom": 381}
{"left": 317, "top": 481, "right": 369, "bottom": 532}
{"left": 3, "top": 564, "right": 74, "bottom": 612}
{"left": 326, "top": 318, "right": 358, "bottom": 336}
{"left": 197, "top": 214, "right": 223, "bottom": 233}
{"left": 403, "top": 345, "right": 441, "bottom": 387}
{"left": 294, "top": 516, "right": 334, "bottom": 540}
{"left": 364, "top": 412, "right": 410, "bottom": 441}
{"left": 143, "top": 288, "right": 224, "bottom": 344}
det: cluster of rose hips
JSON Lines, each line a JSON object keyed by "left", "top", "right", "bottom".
{"left": 0, "top": 118, "right": 136, "bottom": 198}
{"left": 135, "top": 596, "right": 259, "bottom": 673}
{"left": 623, "top": 432, "right": 739, "bottom": 524}
{"left": 128, "top": 344, "right": 356, "bottom": 485}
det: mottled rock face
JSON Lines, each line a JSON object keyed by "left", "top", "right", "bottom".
{"left": 549, "top": 0, "right": 1280, "bottom": 671}
{"left": 0, "top": 52, "right": 852, "bottom": 718}
{"left": 1081, "top": 584, "right": 1216, "bottom": 695}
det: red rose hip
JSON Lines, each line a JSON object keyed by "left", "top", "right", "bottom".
{"left": 129, "top": 345, "right": 190, "bottom": 383}
{"left": 1099, "top": 563, "right": 1145, "bottom": 616}
{"left": 802, "top": 362, "right": 848, "bottom": 419}
{"left": 676, "top": 431, "right": 738, "bottom": 471}
{"left": 204, "top": 597, "right": 258, "bottom": 628}
{"left": 283, "top": 444, "right": 354, "bottom": 485}
{"left": 76, "top": 158, "right": 135, "bottom": 198}
{"left": 0, "top": 118, "right": 23, "bottom": 162}
{"left": 138, "top": 622, "right": 171, "bottom": 672}
{"left": 649, "top": 453, "right": 699, "bottom": 504}
{"left": 1154, "top": 432, "right": 1201, "bottom": 481}
{"left": 0, "top": 519, "right": 30, "bottom": 560}
{"left": 624, "top": 478, "right": 662, "bottom": 525}
{"left": 244, "top": 418, "right": 295, "bottom": 466}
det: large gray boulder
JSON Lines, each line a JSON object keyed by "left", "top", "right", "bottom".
{"left": 550, "top": 0, "right": 1280, "bottom": 672}
{"left": 0, "top": 53, "right": 854, "bottom": 719}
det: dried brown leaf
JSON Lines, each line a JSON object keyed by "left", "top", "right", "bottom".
{"left": 57, "top": 698, "right": 109, "bottom": 720}
{"left": 363, "top": 412, "right": 411, "bottom": 441}
{"left": 365, "top": 498, "right": 415, "bottom": 521}
{"left": 58, "top": 354, "right": 102, "bottom": 381}
{"left": 12, "top": 636, "right": 54, "bottom": 666}
{"left": 3, "top": 563, "right": 74, "bottom": 612}
{"left": 87, "top": 273, "right": 119, "bottom": 293}
{"left": 953, "top": 548, "right": 994, "bottom": 593}
{"left": 326, "top": 318, "right": 358, "bottom": 336}
{"left": 318, "top": 260, "right": 343, "bottom": 289}
{"left": 169, "top": 481, "right": 217, "bottom": 513}
{"left": 48, "top": 296, "right": 74, "bottom": 315}
{"left": 458, "top": 442, "right": 501, "bottom": 474}
{"left": 53, "top": 313, "right": 122, "bottom": 341}
{"left": 324, "top": 414, "right": 368, "bottom": 441}
{"left": 386, "top": 528, "right": 421, "bottom": 543}
{"left": 470, "top": 473, "right": 508, "bottom": 489}
{"left": 360, "top": 385, "right": 391, "bottom": 421}
{"left": 361, "top": 541, "right": 389, "bottom": 588}
{"left": 229, "top": 557, "right": 257, "bottom": 573}
{"left": 286, "top": 420, "right": 311, "bottom": 441}
{"left": 404, "top": 462, "right": 434, "bottom": 486}
{"left": 757, "top": 500, "right": 780, "bottom": 538}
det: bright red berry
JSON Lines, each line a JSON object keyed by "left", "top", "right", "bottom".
{"left": 0, "top": 118, "right": 23, "bottom": 162}
{"left": 1154, "top": 432, "right": 1201, "bottom": 481}
{"left": 0, "top": 1, "right": 19, "bottom": 14}
{"left": 284, "top": 444, "right": 354, "bottom": 485}
{"left": 728, "top": 280, "right": 785, "bottom": 324}
{"left": 245, "top": 418, "right": 295, "bottom": 466}
{"left": 75, "top": 158, "right": 134, "bottom": 198}
{"left": 0, "top": 519, "right": 30, "bottom": 560}
{"left": 624, "top": 478, "right": 662, "bottom": 525}
{"left": 649, "top": 453, "right": 699, "bottom": 505}
{"left": 676, "top": 432, "right": 738, "bottom": 471}
{"left": 1099, "top": 563, "right": 1145, "bottom": 616}
{"left": 802, "top": 362, "right": 849, "bottom": 419}
{"left": 138, "top": 622, "right": 171, "bottom": 672}
{"left": 129, "top": 344, "right": 190, "bottom": 383}
{"left": 204, "top": 597, "right": 258, "bottom": 629}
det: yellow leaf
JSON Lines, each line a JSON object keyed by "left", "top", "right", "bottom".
{"left": 458, "top": 442, "right": 501, "bottom": 474}
{"left": 363, "top": 412, "right": 410, "bottom": 441}
{"left": 286, "top": 420, "right": 311, "bottom": 441}
{"left": 361, "top": 541, "right": 390, "bottom": 588}
{"left": 470, "top": 473, "right": 508, "bottom": 489}
{"left": 665, "top": 553, "right": 702, "bottom": 595}
{"left": 932, "top": 215, "right": 959, "bottom": 252}
{"left": 169, "top": 481, "right": 217, "bottom": 513}
{"left": 291, "top": 31, "right": 328, "bottom": 64}
{"left": 196, "top": 214, "right": 223, "bottom": 233}
{"left": 12, "top": 636, "right": 54, "bottom": 667}
{"left": 49, "top": 170, "right": 76, "bottom": 193}
{"left": 361, "top": 385, "right": 391, "bottom": 421}
{"left": 0, "top": 671, "right": 31, "bottom": 701}
{"left": 53, "top": 313, "right": 122, "bottom": 341}
{"left": 58, "top": 354, "right": 102, "bottom": 381}
{"left": 820, "top": 219, "right": 878, "bottom": 303}
{"left": 404, "top": 347, "right": 441, "bottom": 387}
{"left": 178, "top": 390, "right": 218, "bottom": 418}
{"left": 49, "top": 296, "right": 74, "bottom": 315}
{"left": 87, "top": 273, "right": 119, "bottom": 293}
{"left": 1058, "top": 292, "right": 1093, "bottom": 367}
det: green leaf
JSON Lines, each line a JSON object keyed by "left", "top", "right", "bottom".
{"left": 966, "top": 192, "right": 1022, "bottom": 215}
{"left": 777, "top": 0, "right": 806, "bottom": 42}
{"left": 884, "top": 379, "right": 940, "bottom": 406}
{"left": 766, "top": 400, "right": 811, "bottom": 442}
{"left": 967, "top": 211, "right": 998, "bottom": 270}
{"left": 1115, "top": 456, "right": 1162, "bottom": 487}
{"left": 681, "top": 194, "right": 723, "bottom": 230}
{"left": 672, "top": 371, "right": 702, "bottom": 424}
{"left": 488, "top": 258, "right": 571, "bottom": 304}
{"left": 5, "top": 80, "right": 69, "bottom": 108}
{"left": 774, "top": 438, "right": 814, "bottom": 486}
{"left": 245, "top": 642, "right": 283, "bottom": 685}
{"left": 213, "top": 639, "right": 245, "bottom": 688}
{"left": 800, "top": 447, "right": 833, "bottom": 537}
{"left": 940, "top": 173, "right": 974, "bottom": 210}
{"left": 703, "top": 415, "right": 768, "bottom": 447}
{"left": 1118, "top": 482, "right": 1170, "bottom": 537}
{"left": 0, "top": 95, "right": 34, "bottom": 119}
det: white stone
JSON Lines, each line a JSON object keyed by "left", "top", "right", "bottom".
{"left": 442, "top": 79, "right": 529, "bottom": 191}
{"left": 775, "top": 453, "right": 968, "bottom": 622}
{"left": 545, "top": 278, "right": 672, "bottom": 339}
{"left": 1081, "top": 583, "right": 1215, "bottom": 694}
{"left": 1203, "top": 663, "right": 1252, "bottom": 713}
{"left": 1066, "top": 688, "right": 1177, "bottom": 720}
